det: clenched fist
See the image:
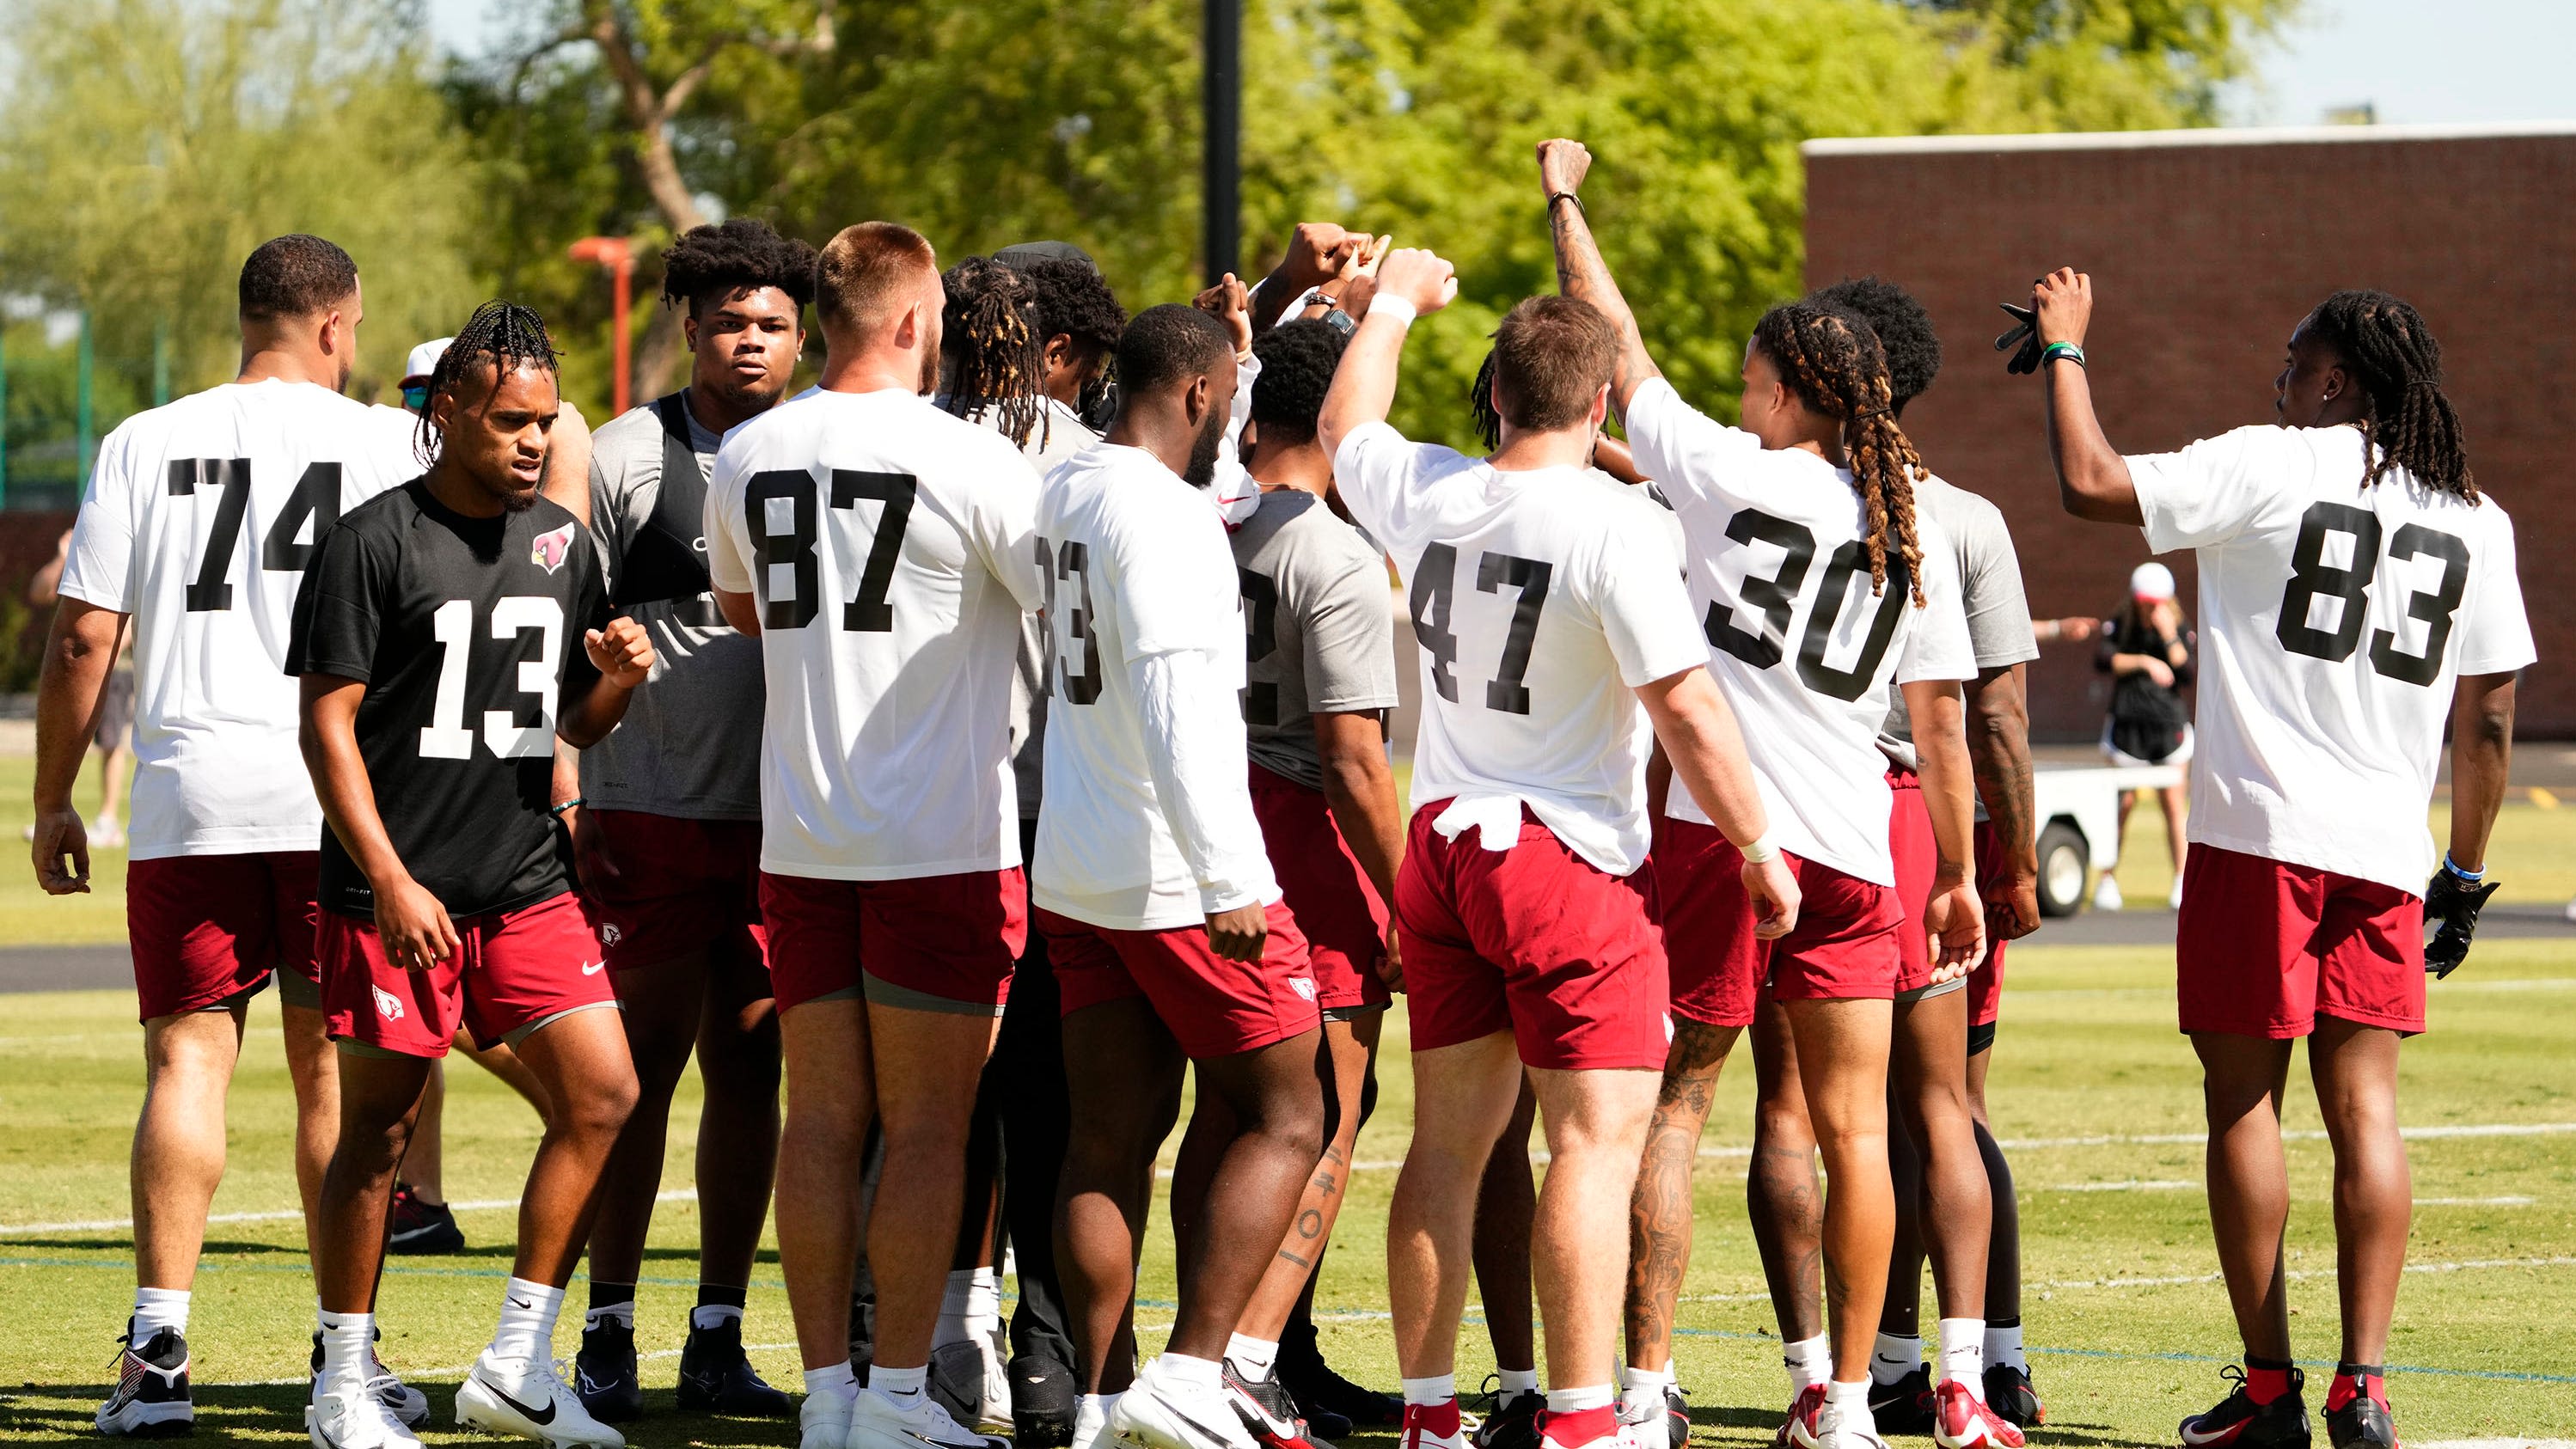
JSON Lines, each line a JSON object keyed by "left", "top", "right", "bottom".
{"left": 1374, "top": 248, "right": 1459, "bottom": 315}
{"left": 1537, "top": 138, "right": 1594, "bottom": 198}
{"left": 585, "top": 615, "right": 656, "bottom": 688}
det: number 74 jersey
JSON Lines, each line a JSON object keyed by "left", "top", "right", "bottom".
{"left": 2129, "top": 423, "right": 2534, "bottom": 894}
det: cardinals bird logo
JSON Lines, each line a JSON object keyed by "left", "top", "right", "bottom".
{"left": 530, "top": 522, "right": 578, "bottom": 575}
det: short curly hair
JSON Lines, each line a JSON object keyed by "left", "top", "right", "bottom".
{"left": 1810, "top": 275, "right": 1941, "bottom": 415}
{"left": 1021, "top": 257, "right": 1128, "bottom": 353}
{"left": 661, "top": 217, "right": 819, "bottom": 316}
{"left": 1249, "top": 320, "right": 1345, "bottom": 448}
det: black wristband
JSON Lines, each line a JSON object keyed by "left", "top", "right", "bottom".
{"left": 1548, "top": 192, "right": 1585, "bottom": 217}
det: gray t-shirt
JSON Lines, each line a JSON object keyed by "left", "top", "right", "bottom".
{"left": 578, "top": 390, "right": 765, "bottom": 819}
{"left": 1877, "top": 473, "right": 2041, "bottom": 772}
{"left": 1228, "top": 488, "right": 1402, "bottom": 792}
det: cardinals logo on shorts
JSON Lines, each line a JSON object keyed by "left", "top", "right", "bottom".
{"left": 1289, "top": 976, "right": 1319, "bottom": 1002}
{"left": 598, "top": 921, "right": 623, "bottom": 946}
{"left": 530, "top": 522, "right": 578, "bottom": 575}
{"left": 372, "top": 985, "right": 407, "bottom": 1022}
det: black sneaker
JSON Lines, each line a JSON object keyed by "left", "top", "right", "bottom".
{"left": 1870, "top": 1366, "right": 1935, "bottom": 1436}
{"left": 2324, "top": 1393, "right": 2395, "bottom": 1449}
{"left": 1661, "top": 1384, "right": 1693, "bottom": 1449}
{"left": 96, "top": 1324, "right": 193, "bottom": 1438}
{"left": 2179, "top": 1366, "right": 2311, "bottom": 1449}
{"left": 1226, "top": 1363, "right": 1337, "bottom": 1449}
{"left": 1472, "top": 1382, "right": 1543, "bottom": 1449}
{"left": 384, "top": 1183, "right": 464, "bottom": 1256}
{"left": 573, "top": 1318, "right": 646, "bottom": 1422}
{"left": 676, "top": 1316, "right": 792, "bottom": 1417}
{"left": 1011, "top": 1354, "right": 1078, "bottom": 1448}
{"left": 1981, "top": 1365, "right": 2044, "bottom": 1429}
{"left": 1277, "top": 1342, "right": 1399, "bottom": 1432}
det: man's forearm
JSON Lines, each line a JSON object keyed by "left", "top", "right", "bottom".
{"left": 300, "top": 692, "right": 413, "bottom": 891}
{"left": 557, "top": 679, "right": 638, "bottom": 750}
{"left": 550, "top": 742, "right": 584, "bottom": 810}
{"left": 1317, "top": 313, "right": 1407, "bottom": 460}
{"left": 1965, "top": 664, "right": 2038, "bottom": 875}
{"left": 1643, "top": 670, "right": 1769, "bottom": 847}
{"left": 1545, "top": 200, "right": 1655, "bottom": 419}
{"left": 2447, "top": 675, "right": 2516, "bottom": 869}
{"left": 2043, "top": 363, "right": 2142, "bottom": 523}
{"left": 1319, "top": 743, "right": 1405, "bottom": 910}
{"left": 33, "top": 604, "right": 122, "bottom": 810}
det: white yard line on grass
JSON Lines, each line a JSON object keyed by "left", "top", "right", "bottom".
{"left": 241, "top": 1341, "right": 799, "bottom": 1387}
{"left": 1, "top": 1188, "right": 697, "bottom": 1237}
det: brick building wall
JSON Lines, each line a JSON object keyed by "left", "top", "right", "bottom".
{"left": 1802, "top": 123, "right": 2573, "bottom": 740}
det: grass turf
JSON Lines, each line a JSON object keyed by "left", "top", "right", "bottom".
{"left": 1, "top": 941, "right": 2573, "bottom": 1445}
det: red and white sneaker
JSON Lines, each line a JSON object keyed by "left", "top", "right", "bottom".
{"left": 1771, "top": 1387, "right": 1826, "bottom": 1449}
{"left": 1785, "top": 1390, "right": 1888, "bottom": 1449}
{"left": 1402, "top": 1400, "right": 1471, "bottom": 1449}
{"left": 1932, "top": 1381, "right": 2024, "bottom": 1449}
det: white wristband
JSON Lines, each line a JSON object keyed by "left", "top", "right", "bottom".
{"left": 1368, "top": 293, "right": 1418, "bottom": 327}
{"left": 1738, "top": 832, "right": 1780, "bottom": 866}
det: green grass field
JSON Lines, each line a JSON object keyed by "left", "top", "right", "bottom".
{"left": 2, "top": 938, "right": 2572, "bottom": 1445}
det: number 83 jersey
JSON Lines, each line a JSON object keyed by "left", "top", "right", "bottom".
{"left": 1627, "top": 378, "right": 1974, "bottom": 888}
{"left": 2130, "top": 423, "right": 2533, "bottom": 894}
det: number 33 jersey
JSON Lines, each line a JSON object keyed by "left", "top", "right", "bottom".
{"left": 2130, "top": 423, "right": 2533, "bottom": 893}
{"left": 1333, "top": 420, "right": 1709, "bottom": 878}
{"left": 1627, "top": 378, "right": 1974, "bottom": 888}
{"left": 58, "top": 380, "right": 420, "bottom": 860}
{"left": 287, "top": 482, "right": 610, "bottom": 919}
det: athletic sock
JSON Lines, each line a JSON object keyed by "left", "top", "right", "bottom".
{"left": 805, "top": 1362, "right": 860, "bottom": 1402}
{"left": 584, "top": 1281, "right": 636, "bottom": 1332}
{"left": 1543, "top": 1387, "right": 1615, "bottom": 1448}
{"left": 2244, "top": 1356, "right": 2296, "bottom": 1406}
{"left": 693, "top": 1284, "right": 747, "bottom": 1333}
{"left": 1402, "top": 1377, "right": 1461, "bottom": 1440}
{"left": 1618, "top": 1366, "right": 1673, "bottom": 1424}
{"left": 1499, "top": 1367, "right": 1541, "bottom": 1403}
{"left": 1937, "top": 1319, "right": 1985, "bottom": 1394}
{"left": 1870, "top": 1332, "right": 1922, "bottom": 1388}
{"left": 874, "top": 1363, "right": 928, "bottom": 1406}
{"left": 2324, "top": 1365, "right": 2388, "bottom": 1414}
{"left": 1984, "top": 1318, "right": 2026, "bottom": 1375}
{"left": 132, "top": 1287, "right": 190, "bottom": 1342}
{"left": 315, "top": 1303, "right": 373, "bottom": 1395}
{"left": 1225, "top": 1333, "right": 1281, "bottom": 1383}
{"left": 1157, "top": 1352, "right": 1225, "bottom": 1395}
{"left": 1784, "top": 1334, "right": 1832, "bottom": 1395}
{"left": 490, "top": 1277, "right": 566, "bottom": 1366}
{"left": 935, "top": 1267, "right": 1000, "bottom": 1350}
{"left": 1825, "top": 1378, "right": 1875, "bottom": 1434}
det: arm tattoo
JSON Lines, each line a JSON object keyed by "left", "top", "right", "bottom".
{"left": 1548, "top": 200, "right": 1659, "bottom": 419}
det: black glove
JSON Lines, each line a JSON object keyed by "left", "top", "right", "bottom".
{"left": 1995, "top": 303, "right": 2042, "bottom": 375}
{"left": 2423, "top": 867, "right": 2501, "bottom": 979}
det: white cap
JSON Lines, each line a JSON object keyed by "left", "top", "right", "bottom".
{"left": 2130, "top": 561, "right": 2177, "bottom": 602}
{"left": 401, "top": 337, "right": 453, "bottom": 384}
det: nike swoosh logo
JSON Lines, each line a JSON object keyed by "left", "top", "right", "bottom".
{"left": 582, "top": 961, "right": 606, "bottom": 975}
{"left": 2177, "top": 1424, "right": 2240, "bottom": 1447}
{"left": 474, "top": 1373, "right": 557, "bottom": 1425}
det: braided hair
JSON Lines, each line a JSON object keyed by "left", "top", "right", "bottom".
{"left": 1470, "top": 349, "right": 1503, "bottom": 450}
{"left": 415, "top": 301, "right": 561, "bottom": 466}
{"left": 939, "top": 256, "right": 1049, "bottom": 449}
{"left": 1750, "top": 301, "right": 1926, "bottom": 605}
{"left": 2304, "top": 290, "right": 2475, "bottom": 501}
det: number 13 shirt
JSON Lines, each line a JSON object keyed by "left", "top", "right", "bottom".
{"left": 2129, "top": 423, "right": 2533, "bottom": 894}
{"left": 287, "top": 481, "right": 610, "bottom": 919}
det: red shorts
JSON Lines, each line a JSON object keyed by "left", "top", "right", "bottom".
{"left": 1396, "top": 802, "right": 1669, "bottom": 1071}
{"left": 1657, "top": 816, "right": 1903, "bottom": 1018}
{"left": 761, "top": 869, "right": 1026, "bottom": 1015}
{"left": 320, "top": 890, "right": 616, "bottom": 1056}
{"left": 1250, "top": 764, "right": 1390, "bottom": 1015}
{"left": 1039, "top": 902, "right": 1319, "bottom": 1058}
{"left": 581, "top": 810, "right": 766, "bottom": 975}
{"left": 126, "top": 851, "right": 321, "bottom": 1021}
{"left": 1887, "top": 775, "right": 2018, "bottom": 1018}
{"left": 2175, "top": 846, "right": 2426, "bottom": 1037}
{"left": 1967, "top": 818, "right": 2015, "bottom": 1029}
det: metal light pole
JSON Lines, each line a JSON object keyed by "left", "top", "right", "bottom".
{"left": 76, "top": 310, "right": 95, "bottom": 489}
{"left": 1202, "top": 0, "right": 1241, "bottom": 287}
{"left": 568, "top": 236, "right": 637, "bottom": 416}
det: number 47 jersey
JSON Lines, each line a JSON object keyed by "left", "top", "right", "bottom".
{"left": 2130, "top": 423, "right": 2534, "bottom": 894}
{"left": 58, "top": 380, "right": 419, "bottom": 861}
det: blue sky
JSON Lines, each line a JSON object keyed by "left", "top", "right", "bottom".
{"left": 426, "top": 0, "right": 2576, "bottom": 129}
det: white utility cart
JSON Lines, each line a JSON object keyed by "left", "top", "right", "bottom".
{"left": 2028, "top": 762, "right": 2185, "bottom": 917}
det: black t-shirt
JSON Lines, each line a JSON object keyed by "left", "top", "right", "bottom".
{"left": 2097, "top": 609, "right": 2195, "bottom": 762}
{"left": 286, "top": 480, "right": 608, "bottom": 919}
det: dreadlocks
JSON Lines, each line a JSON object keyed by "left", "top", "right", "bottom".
{"left": 415, "top": 301, "right": 562, "bottom": 465}
{"left": 939, "top": 256, "right": 1048, "bottom": 449}
{"left": 1751, "top": 300, "right": 1926, "bottom": 605}
{"left": 661, "top": 217, "right": 819, "bottom": 315}
{"left": 1471, "top": 350, "right": 1502, "bottom": 450}
{"left": 2304, "top": 289, "right": 2476, "bottom": 501}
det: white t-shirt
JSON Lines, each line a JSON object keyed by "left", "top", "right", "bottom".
{"left": 56, "top": 380, "right": 419, "bottom": 860}
{"left": 1628, "top": 379, "right": 1975, "bottom": 886}
{"left": 703, "top": 386, "right": 1045, "bottom": 879}
{"left": 2130, "top": 423, "right": 2534, "bottom": 894}
{"left": 1333, "top": 421, "right": 1709, "bottom": 877}
{"left": 1031, "top": 443, "right": 1282, "bottom": 930}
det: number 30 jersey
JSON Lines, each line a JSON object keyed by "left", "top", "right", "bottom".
{"left": 2130, "top": 423, "right": 2533, "bottom": 893}
{"left": 287, "top": 482, "right": 609, "bottom": 919}
{"left": 1628, "top": 379, "right": 1974, "bottom": 888}
{"left": 58, "top": 380, "right": 419, "bottom": 861}
{"left": 703, "top": 387, "right": 1045, "bottom": 881}
{"left": 1333, "top": 421, "right": 1709, "bottom": 878}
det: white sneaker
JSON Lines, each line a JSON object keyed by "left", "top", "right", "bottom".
{"left": 1074, "top": 1392, "right": 1122, "bottom": 1449}
{"left": 1111, "top": 1360, "right": 1257, "bottom": 1449}
{"left": 1789, "top": 1392, "right": 1889, "bottom": 1449}
{"left": 930, "top": 1336, "right": 1016, "bottom": 1430}
{"left": 455, "top": 1348, "right": 625, "bottom": 1447}
{"left": 2091, "top": 875, "right": 2125, "bottom": 912}
{"left": 984, "top": 1324, "right": 1014, "bottom": 1423}
{"left": 309, "top": 1384, "right": 424, "bottom": 1449}
{"left": 847, "top": 1386, "right": 1007, "bottom": 1449}
{"left": 310, "top": 1330, "right": 431, "bottom": 1427}
{"left": 802, "top": 1386, "right": 858, "bottom": 1449}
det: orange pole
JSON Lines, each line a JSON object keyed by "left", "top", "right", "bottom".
{"left": 609, "top": 253, "right": 633, "bottom": 415}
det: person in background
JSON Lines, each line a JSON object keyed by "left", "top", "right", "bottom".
{"left": 27, "top": 530, "right": 133, "bottom": 850}
{"left": 2094, "top": 561, "right": 2195, "bottom": 911}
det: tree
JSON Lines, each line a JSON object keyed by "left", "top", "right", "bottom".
{"left": 0, "top": 0, "right": 486, "bottom": 406}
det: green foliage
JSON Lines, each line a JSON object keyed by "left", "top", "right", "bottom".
{"left": 0, "top": 0, "right": 486, "bottom": 410}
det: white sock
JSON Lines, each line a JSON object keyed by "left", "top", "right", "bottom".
{"left": 804, "top": 1362, "right": 859, "bottom": 1402}
{"left": 1870, "top": 1331, "right": 1922, "bottom": 1388}
{"left": 584, "top": 1300, "right": 636, "bottom": 1331}
{"left": 488, "top": 1277, "right": 565, "bottom": 1366}
{"left": 1498, "top": 1368, "right": 1540, "bottom": 1401}
{"left": 314, "top": 1303, "right": 373, "bottom": 1394}
{"left": 1156, "top": 1353, "right": 1224, "bottom": 1394}
{"left": 1402, "top": 1373, "right": 1458, "bottom": 1407}
{"left": 873, "top": 1363, "right": 928, "bottom": 1405}
{"left": 1619, "top": 1366, "right": 1672, "bottom": 1421}
{"left": 934, "top": 1267, "right": 1002, "bottom": 1349}
{"left": 1783, "top": 1334, "right": 1831, "bottom": 1395}
{"left": 1938, "top": 1319, "right": 1986, "bottom": 1394}
{"left": 1825, "top": 1377, "right": 1875, "bottom": 1433}
{"left": 692, "top": 1303, "right": 743, "bottom": 1332}
{"left": 1077, "top": 1392, "right": 1119, "bottom": 1441}
{"left": 1225, "top": 1333, "right": 1280, "bottom": 1383}
{"left": 132, "top": 1287, "right": 190, "bottom": 1342}
{"left": 1548, "top": 1384, "right": 1614, "bottom": 1414}
{"left": 1984, "top": 1322, "right": 2026, "bottom": 1375}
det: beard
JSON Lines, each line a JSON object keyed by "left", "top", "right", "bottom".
{"left": 1182, "top": 406, "right": 1227, "bottom": 486}
{"left": 918, "top": 345, "right": 942, "bottom": 397}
